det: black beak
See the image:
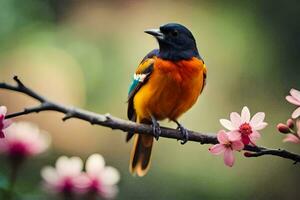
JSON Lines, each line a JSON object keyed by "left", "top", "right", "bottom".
{"left": 144, "top": 29, "right": 164, "bottom": 39}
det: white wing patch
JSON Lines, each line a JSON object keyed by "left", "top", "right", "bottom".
{"left": 134, "top": 73, "right": 148, "bottom": 82}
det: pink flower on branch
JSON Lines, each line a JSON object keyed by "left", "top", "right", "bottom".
{"left": 0, "top": 106, "right": 12, "bottom": 138}
{"left": 220, "top": 106, "right": 267, "bottom": 145}
{"left": 283, "top": 120, "right": 300, "bottom": 144}
{"left": 77, "top": 154, "right": 120, "bottom": 199}
{"left": 0, "top": 122, "right": 50, "bottom": 159}
{"left": 209, "top": 130, "right": 244, "bottom": 167}
{"left": 41, "top": 156, "right": 84, "bottom": 194}
{"left": 286, "top": 88, "right": 300, "bottom": 119}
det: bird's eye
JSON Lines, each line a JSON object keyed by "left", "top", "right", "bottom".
{"left": 171, "top": 30, "right": 178, "bottom": 37}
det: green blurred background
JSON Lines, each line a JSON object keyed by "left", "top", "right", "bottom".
{"left": 0, "top": 0, "right": 299, "bottom": 199}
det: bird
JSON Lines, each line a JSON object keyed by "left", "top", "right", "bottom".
{"left": 127, "top": 23, "right": 207, "bottom": 176}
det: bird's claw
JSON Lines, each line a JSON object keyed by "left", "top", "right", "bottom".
{"left": 177, "top": 124, "right": 189, "bottom": 145}
{"left": 152, "top": 124, "right": 161, "bottom": 140}
{"left": 151, "top": 116, "right": 161, "bottom": 140}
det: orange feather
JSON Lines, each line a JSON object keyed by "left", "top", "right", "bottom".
{"left": 133, "top": 57, "right": 206, "bottom": 121}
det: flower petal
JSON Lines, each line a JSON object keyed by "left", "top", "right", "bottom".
{"left": 86, "top": 154, "right": 105, "bottom": 176}
{"left": 3, "top": 119, "right": 12, "bottom": 129}
{"left": 297, "top": 120, "right": 300, "bottom": 137}
{"left": 230, "top": 112, "right": 242, "bottom": 129}
{"left": 73, "top": 174, "right": 90, "bottom": 190}
{"left": 68, "top": 157, "right": 84, "bottom": 176}
{"left": 100, "top": 185, "right": 118, "bottom": 199}
{"left": 286, "top": 96, "right": 300, "bottom": 106}
{"left": 220, "top": 119, "right": 234, "bottom": 131}
{"left": 100, "top": 167, "right": 120, "bottom": 186}
{"left": 241, "top": 106, "right": 251, "bottom": 123}
{"left": 250, "top": 112, "right": 265, "bottom": 127}
{"left": 292, "top": 107, "right": 300, "bottom": 119}
{"left": 249, "top": 131, "right": 261, "bottom": 144}
{"left": 35, "top": 131, "right": 51, "bottom": 154}
{"left": 209, "top": 144, "right": 226, "bottom": 155}
{"left": 217, "top": 130, "right": 229, "bottom": 144}
{"left": 0, "top": 131, "right": 4, "bottom": 138}
{"left": 0, "top": 106, "right": 7, "bottom": 115}
{"left": 56, "top": 156, "right": 83, "bottom": 177}
{"left": 227, "top": 131, "right": 241, "bottom": 141}
{"left": 231, "top": 141, "right": 244, "bottom": 151}
{"left": 224, "top": 149, "right": 235, "bottom": 167}
{"left": 253, "top": 122, "right": 268, "bottom": 131}
{"left": 56, "top": 156, "right": 69, "bottom": 176}
{"left": 283, "top": 134, "right": 300, "bottom": 144}
{"left": 290, "top": 89, "right": 300, "bottom": 101}
{"left": 41, "top": 166, "right": 59, "bottom": 185}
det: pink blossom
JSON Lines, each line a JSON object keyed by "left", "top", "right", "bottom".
{"left": 220, "top": 106, "right": 267, "bottom": 145}
{"left": 76, "top": 154, "right": 120, "bottom": 199}
{"left": 209, "top": 130, "right": 244, "bottom": 167}
{"left": 0, "top": 122, "right": 50, "bottom": 158}
{"left": 283, "top": 120, "right": 300, "bottom": 144}
{"left": 0, "top": 106, "right": 12, "bottom": 138}
{"left": 286, "top": 88, "right": 300, "bottom": 119}
{"left": 41, "top": 156, "right": 84, "bottom": 194}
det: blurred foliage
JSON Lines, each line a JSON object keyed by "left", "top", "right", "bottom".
{"left": 0, "top": 0, "right": 300, "bottom": 199}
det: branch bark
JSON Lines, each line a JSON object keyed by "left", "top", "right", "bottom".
{"left": 0, "top": 76, "right": 300, "bottom": 164}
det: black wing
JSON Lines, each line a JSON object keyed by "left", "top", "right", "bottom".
{"left": 126, "top": 49, "right": 158, "bottom": 141}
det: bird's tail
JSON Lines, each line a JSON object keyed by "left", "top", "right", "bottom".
{"left": 129, "top": 117, "right": 153, "bottom": 177}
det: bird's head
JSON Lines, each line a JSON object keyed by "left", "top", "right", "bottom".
{"left": 145, "top": 23, "right": 200, "bottom": 61}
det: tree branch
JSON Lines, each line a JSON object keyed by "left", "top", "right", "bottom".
{"left": 0, "top": 76, "right": 300, "bottom": 164}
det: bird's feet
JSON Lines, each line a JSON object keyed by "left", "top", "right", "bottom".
{"left": 174, "top": 120, "right": 189, "bottom": 144}
{"left": 151, "top": 116, "right": 161, "bottom": 140}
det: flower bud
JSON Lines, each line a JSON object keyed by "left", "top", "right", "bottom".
{"left": 277, "top": 123, "right": 291, "bottom": 134}
{"left": 286, "top": 119, "right": 294, "bottom": 129}
{"left": 244, "top": 152, "right": 253, "bottom": 157}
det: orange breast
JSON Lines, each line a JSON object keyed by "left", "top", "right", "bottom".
{"left": 133, "top": 57, "right": 205, "bottom": 121}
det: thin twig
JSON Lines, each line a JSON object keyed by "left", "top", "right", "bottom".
{"left": 0, "top": 76, "right": 300, "bottom": 163}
